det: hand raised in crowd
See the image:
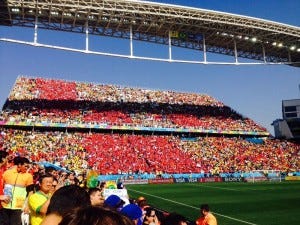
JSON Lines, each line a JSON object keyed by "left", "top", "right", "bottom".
{"left": 0, "top": 194, "right": 10, "bottom": 204}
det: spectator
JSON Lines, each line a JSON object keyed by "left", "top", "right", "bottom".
{"left": 137, "top": 196, "right": 149, "bottom": 210}
{"left": 88, "top": 188, "right": 104, "bottom": 206}
{"left": 41, "top": 185, "right": 91, "bottom": 225}
{"left": 121, "top": 203, "right": 143, "bottom": 225}
{"left": 161, "top": 213, "right": 189, "bottom": 225}
{"left": 142, "top": 207, "right": 160, "bottom": 225}
{"left": 0, "top": 150, "right": 10, "bottom": 204}
{"left": 1, "top": 156, "right": 33, "bottom": 225}
{"left": 196, "top": 204, "right": 217, "bottom": 225}
{"left": 28, "top": 173, "right": 54, "bottom": 225}
{"left": 51, "top": 177, "right": 58, "bottom": 193}
{"left": 0, "top": 150, "right": 10, "bottom": 225}
{"left": 58, "top": 205, "right": 134, "bottom": 225}
{"left": 103, "top": 194, "right": 125, "bottom": 211}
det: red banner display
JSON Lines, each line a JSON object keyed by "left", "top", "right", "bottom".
{"left": 149, "top": 178, "right": 174, "bottom": 184}
{"left": 123, "top": 179, "right": 149, "bottom": 185}
{"left": 198, "top": 177, "right": 223, "bottom": 183}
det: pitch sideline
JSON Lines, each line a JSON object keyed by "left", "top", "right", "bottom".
{"left": 127, "top": 188, "right": 258, "bottom": 225}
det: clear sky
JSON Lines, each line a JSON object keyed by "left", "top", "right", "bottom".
{"left": 0, "top": 0, "right": 299, "bottom": 135}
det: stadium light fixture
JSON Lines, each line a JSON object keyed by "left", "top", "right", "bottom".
{"left": 251, "top": 37, "right": 257, "bottom": 42}
{"left": 63, "top": 12, "right": 72, "bottom": 17}
{"left": 272, "top": 42, "right": 277, "bottom": 46}
{"left": 289, "top": 46, "right": 296, "bottom": 51}
{"left": 244, "top": 36, "right": 249, "bottom": 40}
{"left": 297, "top": 48, "right": 300, "bottom": 52}
{"left": 51, "top": 11, "right": 59, "bottom": 16}
{"left": 12, "top": 8, "right": 19, "bottom": 12}
{"left": 277, "top": 43, "right": 283, "bottom": 47}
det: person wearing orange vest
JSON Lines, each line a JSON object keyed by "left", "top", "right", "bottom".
{"left": 1, "top": 156, "right": 33, "bottom": 225}
{"left": 196, "top": 204, "right": 217, "bottom": 225}
{"left": 0, "top": 151, "right": 10, "bottom": 205}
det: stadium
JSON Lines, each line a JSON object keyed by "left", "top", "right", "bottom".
{"left": 0, "top": 1, "right": 299, "bottom": 225}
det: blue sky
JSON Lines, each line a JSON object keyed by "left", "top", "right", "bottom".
{"left": 0, "top": 0, "right": 299, "bottom": 135}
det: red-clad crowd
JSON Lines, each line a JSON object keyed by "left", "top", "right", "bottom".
{"left": 0, "top": 76, "right": 298, "bottom": 176}
{"left": 0, "top": 128, "right": 299, "bottom": 175}
{"left": 3, "top": 76, "right": 267, "bottom": 132}
{"left": 0, "top": 76, "right": 299, "bottom": 225}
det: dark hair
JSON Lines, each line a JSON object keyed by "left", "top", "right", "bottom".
{"left": 0, "top": 150, "right": 9, "bottom": 163}
{"left": 47, "top": 185, "right": 91, "bottom": 216}
{"left": 200, "top": 204, "right": 210, "bottom": 212}
{"left": 145, "top": 207, "right": 156, "bottom": 217}
{"left": 88, "top": 187, "right": 101, "bottom": 196}
{"left": 45, "top": 167, "right": 57, "bottom": 174}
{"left": 59, "top": 206, "right": 134, "bottom": 225}
{"left": 161, "top": 213, "right": 188, "bottom": 225}
{"left": 13, "top": 156, "right": 30, "bottom": 165}
{"left": 38, "top": 173, "right": 54, "bottom": 184}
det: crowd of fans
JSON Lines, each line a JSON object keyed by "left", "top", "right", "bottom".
{"left": 1, "top": 153, "right": 198, "bottom": 225}
{"left": 0, "top": 128, "right": 298, "bottom": 175}
{"left": 0, "top": 76, "right": 298, "bottom": 225}
{"left": 0, "top": 76, "right": 298, "bottom": 176}
{"left": 2, "top": 76, "right": 267, "bottom": 133}
{"left": 8, "top": 77, "right": 223, "bottom": 106}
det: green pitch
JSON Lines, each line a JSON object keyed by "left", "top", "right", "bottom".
{"left": 127, "top": 181, "right": 300, "bottom": 225}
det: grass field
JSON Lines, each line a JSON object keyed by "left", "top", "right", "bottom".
{"left": 127, "top": 181, "right": 300, "bottom": 225}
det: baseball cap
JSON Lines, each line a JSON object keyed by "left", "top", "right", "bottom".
{"left": 104, "top": 194, "right": 124, "bottom": 208}
{"left": 120, "top": 203, "right": 142, "bottom": 220}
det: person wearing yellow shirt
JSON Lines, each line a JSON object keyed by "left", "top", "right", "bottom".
{"left": 196, "top": 204, "right": 217, "bottom": 225}
{"left": 28, "top": 173, "right": 54, "bottom": 225}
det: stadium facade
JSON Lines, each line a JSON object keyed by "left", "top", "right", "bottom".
{"left": 272, "top": 99, "right": 300, "bottom": 141}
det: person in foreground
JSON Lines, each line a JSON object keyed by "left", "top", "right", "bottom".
{"left": 58, "top": 205, "right": 134, "bottom": 225}
{"left": 195, "top": 204, "right": 217, "bottom": 225}
{"left": 1, "top": 156, "right": 33, "bottom": 225}
{"left": 40, "top": 185, "right": 91, "bottom": 225}
{"left": 28, "top": 173, "right": 54, "bottom": 225}
{"left": 161, "top": 212, "right": 189, "bottom": 225}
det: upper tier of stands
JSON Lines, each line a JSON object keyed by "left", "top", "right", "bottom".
{"left": 7, "top": 76, "right": 224, "bottom": 105}
{"left": 2, "top": 76, "right": 267, "bottom": 134}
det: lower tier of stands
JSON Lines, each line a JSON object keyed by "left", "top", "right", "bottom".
{"left": 0, "top": 128, "right": 298, "bottom": 176}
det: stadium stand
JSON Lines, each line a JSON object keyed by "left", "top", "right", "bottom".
{"left": 0, "top": 76, "right": 299, "bottom": 179}
{"left": 4, "top": 76, "right": 267, "bottom": 133}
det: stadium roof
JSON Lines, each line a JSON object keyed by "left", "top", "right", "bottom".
{"left": 0, "top": 0, "right": 300, "bottom": 66}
